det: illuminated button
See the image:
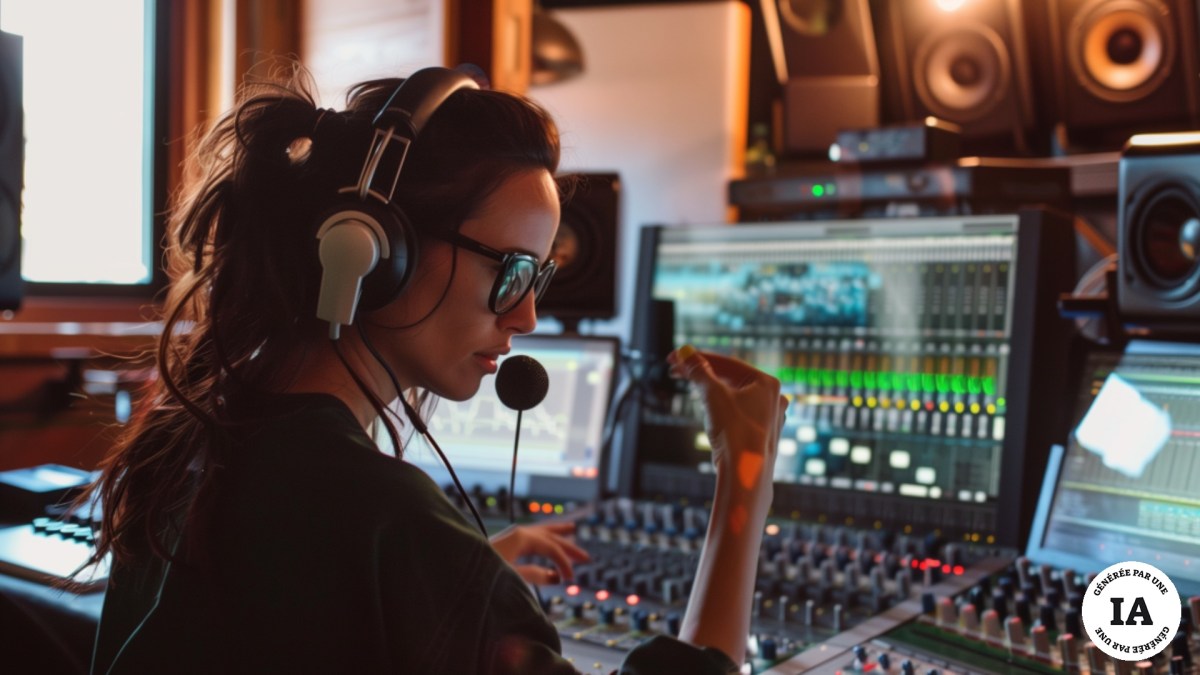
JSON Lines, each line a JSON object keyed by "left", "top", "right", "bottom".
{"left": 992, "top": 417, "right": 1005, "bottom": 441}
{"left": 890, "top": 450, "right": 911, "bottom": 469}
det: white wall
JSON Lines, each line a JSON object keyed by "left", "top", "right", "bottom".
{"left": 530, "top": 2, "right": 750, "bottom": 342}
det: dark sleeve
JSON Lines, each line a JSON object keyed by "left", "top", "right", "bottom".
{"left": 619, "top": 636, "right": 740, "bottom": 675}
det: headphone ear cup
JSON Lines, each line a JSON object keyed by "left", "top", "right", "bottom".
{"left": 314, "top": 201, "right": 415, "bottom": 331}
{"left": 356, "top": 200, "right": 416, "bottom": 312}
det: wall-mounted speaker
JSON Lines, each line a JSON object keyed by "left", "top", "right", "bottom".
{"left": 537, "top": 172, "right": 619, "bottom": 327}
{"left": 1117, "top": 133, "right": 1200, "bottom": 327}
{"left": 765, "top": 0, "right": 881, "bottom": 155}
{"left": 1027, "top": 0, "right": 1200, "bottom": 151}
{"left": 0, "top": 30, "right": 22, "bottom": 311}
{"left": 872, "top": 0, "right": 1040, "bottom": 155}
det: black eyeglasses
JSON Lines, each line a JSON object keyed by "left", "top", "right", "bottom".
{"left": 431, "top": 230, "right": 556, "bottom": 314}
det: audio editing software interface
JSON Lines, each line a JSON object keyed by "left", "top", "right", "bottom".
{"left": 1029, "top": 340, "right": 1200, "bottom": 597}
{"left": 639, "top": 215, "right": 1065, "bottom": 544}
{"left": 407, "top": 334, "right": 618, "bottom": 504}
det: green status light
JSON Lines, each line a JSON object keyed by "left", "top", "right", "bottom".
{"left": 812, "top": 184, "right": 825, "bottom": 198}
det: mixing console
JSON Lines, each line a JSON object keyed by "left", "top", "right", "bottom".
{"left": 537, "top": 498, "right": 1014, "bottom": 673}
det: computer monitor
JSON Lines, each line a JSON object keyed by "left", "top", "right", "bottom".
{"left": 1026, "top": 340, "right": 1200, "bottom": 597}
{"left": 632, "top": 210, "right": 1075, "bottom": 546}
{"left": 407, "top": 333, "right": 620, "bottom": 503}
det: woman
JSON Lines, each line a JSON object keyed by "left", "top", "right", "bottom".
{"left": 83, "top": 63, "right": 785, "bottom": 674}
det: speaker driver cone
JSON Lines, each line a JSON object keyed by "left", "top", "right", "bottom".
{"left": 1070, "top": 0, "right": 1174, "bottom": 103}
{"left": 914, "top": 24, "right": 1009, "bottom": 121}
{"left": 1131, "top": 183, "right": 1200, "bottom": 297}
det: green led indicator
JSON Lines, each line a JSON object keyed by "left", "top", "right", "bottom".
{"left": 865, "top": 372, "right": 877, "bottom": 389}
{"left": 905, "top": 374, "right": 920, "bottom": 392}
{"left": 921, "top": 374, "right": 935, "bottom": 393}
{"left": 850, "top": 371, "right": 863, "bottom": 388}
{"left": 878, "top": 372, "right": 892, "bottom": 390}
{"left": 935, "top": 375, "right": 950, "bottom": 394}
{"left": 997, "top": 397, "right": 1006, "bottom": 408}
{"left": 821, "top": 369, "right": 835, "bottom": 387}
{"left": 951, "top": 375, "right": 966, "bottom": 394}
{"left": 967, "top": 377, "right": 981, "bottom": 395}
{"left": 812, "top": 184, "right": 825, "bottom": 198}
{"left": 827, "top": 184, "right": 837, "bottom": 196}
{"left": 982, "top": 378, "right": 996, "bottom": 396}
{"left": 836, "top": 370, "right": 849, "bottom": 387}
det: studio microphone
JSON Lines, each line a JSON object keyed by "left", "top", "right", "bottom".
{"left": 495, "top": 355, "right": 549, "bottom": 523}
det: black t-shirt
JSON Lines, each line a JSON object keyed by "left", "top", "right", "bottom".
{"left": 92, "top": 393, "right": 736, "bottom": 674}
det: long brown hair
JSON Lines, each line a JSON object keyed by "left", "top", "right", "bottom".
{"left": 82, "top": 62, "right": 562, "bottom": 572}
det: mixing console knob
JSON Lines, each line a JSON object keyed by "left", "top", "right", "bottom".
{"left": 925, "top": 669, "right": 940, "bottom": 675}
{"left": 777, "top": 595, "right": 790, "bottom": 623}
{"left": 1030, "top": 624, "right": 1050, "bottom": 656}
{"left": 820, "top": 559, "right": 836, "bottom": 586}
{"left": 631, "top": 609, "right": 649, "bottom": 632}
{"left": 895, "top": 569, "right": 912, "bottom": 599}
{"left": 852, "top": 644, "right": 867, "bottom": 664}
{"left": 981, "top": 609, "right": 1003, "bottom": 641}
{"left": 936, "top": 596, "right": 957, "bottom": 626}
{"left": 997, "top": 575, "right": 1014, "bottom": 598}
{"left": 991, "top": 589, "right": 1008, "bottom": 620}
{"left": 1136, "top": 661, "right": 1154, "bottom": 674}
{"left": 1171, "top": 655, "right": 1186, "bottom": 675}
{"left": 666, "top": 613, "right": 681, "bottom": 636}
{"left": 760, "top": 637, "right": 778, "bottom": 661}
{"left": 804, "top": 599, "right": 816, "bottom": 626}
{"left": 877, "top": 652, "right": 891, "bottom": 670}
{"left": 1172, "top": 629, "right": 1191, "bottom": 665}
{"left": 1037, "top": 602, "right": 1057, "bottom": 632}
{"left": 1038, "top": 563, "right": 1054, "bottom": 593}
{"left": 870, "top": 566, "right": 886, "bottom": 594}
{"left": 1065, "top": 608, "right": 1082, "bottom": 637}
{"left": 1005, "top": 616, "right": 1027, "bottom": 647}
{"left": 832, "top": 604, "right": 844, "bottom": 632}
{"left": 753, "top": 590, "right": 763, "bottom": 617}
{"left": 900, "top": 659, "right": 915, "bottom": 675}
{"left": 1014, "top": 597, "right": 1032, "bottom": 626}
{"left": 1058, "top": 633, "right": 1078, "bottom": 670}
{"left": 1015, "top": 557, "right": 1032, "bottom": 587}
{"left": 599, "top": 605, "right": 615, "bottom": 626}
{"left": 571, "top": 603, "right": 585, "bottom": 620}
{"left": 959, "top": 603, "right": 980, "bottom": 633}
{"left": 921, "top": 592, "right": 936, "bottom": 615}
{"left": 1061, "top": 567, "right": 1079, "bottom": 595}
{"left": 845, "top": 564, "right": 861, "bottom": 591}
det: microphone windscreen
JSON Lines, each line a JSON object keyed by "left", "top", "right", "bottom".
{"left": 495, "top": 355, "right": 549, "bottom": 412}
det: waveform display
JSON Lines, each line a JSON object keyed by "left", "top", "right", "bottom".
{"left": 408, "top": 336, "right": 617, "bottom": 495}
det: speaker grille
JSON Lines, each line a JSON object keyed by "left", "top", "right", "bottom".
{"left": 537, "top": 172, "right": 620, "bottom": 323}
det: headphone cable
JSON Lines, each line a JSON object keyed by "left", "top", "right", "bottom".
{"left": 355, "top": 322, "right": 488, "bottom": 538}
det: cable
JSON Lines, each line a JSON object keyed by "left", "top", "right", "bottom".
{"left": 356, "top": 322, "right": 488, "bottom": 538}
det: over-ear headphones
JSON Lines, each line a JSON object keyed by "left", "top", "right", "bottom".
{"left": 315, "top": 67, "right": 479, "bottom": 338}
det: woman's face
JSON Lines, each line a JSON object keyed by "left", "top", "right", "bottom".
{"left": 373, "top": 168, "right": 560, "bottom": 401}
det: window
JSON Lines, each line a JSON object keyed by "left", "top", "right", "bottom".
{"left": 0, "top": 0, "right": 163, "bottom": 292}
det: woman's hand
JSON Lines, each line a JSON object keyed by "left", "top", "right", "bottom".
{"left": 667, "top": 345, "right": 787, "bottom": 510}
{"left": 489, "top": 521, "right": 591, "bottom": 585}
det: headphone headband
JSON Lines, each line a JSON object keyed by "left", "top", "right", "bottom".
{"left": 356, "top": 68, "right": 480, "bottom": 204}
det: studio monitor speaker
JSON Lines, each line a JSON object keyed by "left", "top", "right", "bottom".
{"left": 873, "top": 0, "right": 1039, "bottom": 154}
{"left": 1117, "top": 133, "right": 1200, "bottom": 326}
{"left": 1028, "top": 0, "right": 1200, "bottom": 150}
{"left": 0, "top": 31, "right": 22, "bottom": 312}
{"left": 767, "top": 0, "right": 881, "bottom": 155}
{"left": 537, "top": 172, "right": 619, "bottom": 326}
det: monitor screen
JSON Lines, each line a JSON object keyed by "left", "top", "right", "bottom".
{"left": 407, "top": 333, "right": 620, "bottom": 503}
{"left": 634, "top": 211, "right": 1075, "bottom": 546}
{"left": 1027, "top": 340, "right": 1200, "bottom": 596}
